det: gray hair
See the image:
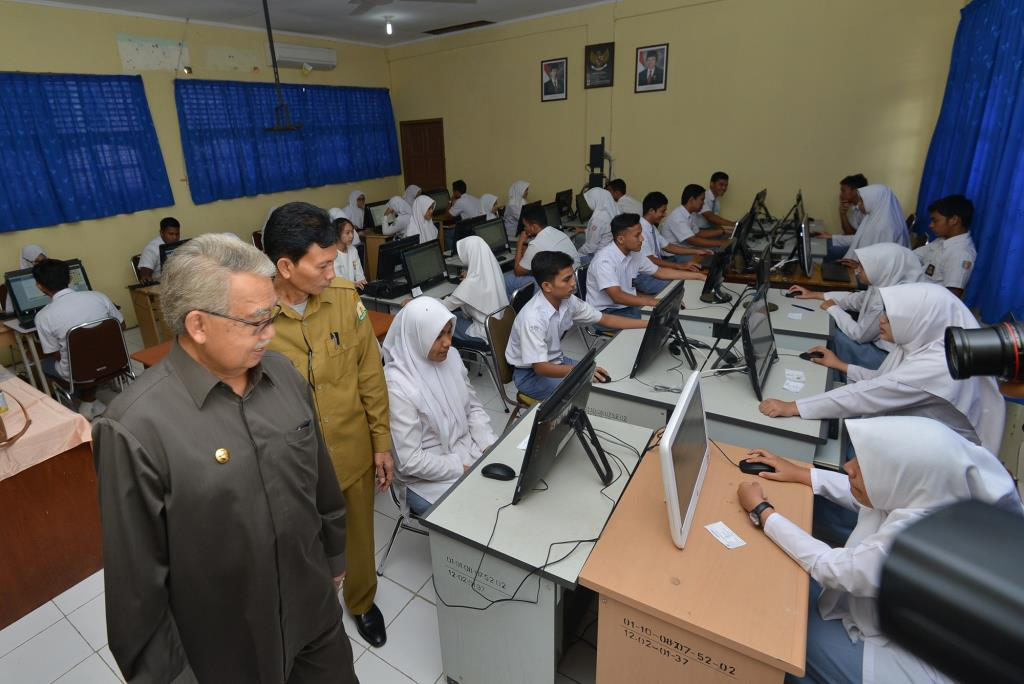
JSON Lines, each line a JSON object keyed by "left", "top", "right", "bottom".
{"left": 161, "top": 233, "right": 276, "bottom": 336}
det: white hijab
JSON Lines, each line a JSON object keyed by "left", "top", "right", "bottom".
{"left": 342, "top": 189, "right": 366, "bottom": 229}
{"left": 507, "top": 181, "right": 530, "bottom": 214}
{"left": 582, "top": 187, "right": 621, "bottom": 254}
{"left": 19, "top": 244, "right": 45, "bottom": 268}
{"left": 850, "top": 243, "right": 925, "bottom": 347}
{"left": 382, "top": 297, "right": 472, "bottom": 452}
{"left": 848, "top": 184, "right": 909, "bottom": 251}
{"left": 481, "top": 193, "right": 498, "bottom": 220}
{"left": 406, "top": 195, "right": 437, "bottom": 243}
{"left": 403, "top": 184, "right": 421, "bottom": 206}
{"left": 876, "top": 283, "right": 1005, "bottom": 453}
{"left": 387, "top": 195, "right": 412, "bottom": 217}
{"left": 452, "top": 236, "right": 509, "bottom": 335}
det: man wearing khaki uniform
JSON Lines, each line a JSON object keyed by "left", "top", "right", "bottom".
{"left": 264, "top": 203, "right": 394, "bottom": 647}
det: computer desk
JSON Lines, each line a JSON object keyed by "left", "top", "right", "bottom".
{"left": 588, "top": 330, "right": 832, "bottom": 463}
{"left": 645, "top": 283, "right": 833, "bottom": 352}
{"left": 3, "top": 318, "right": 49, "bottom": 394}
{"left": 422, "top": 406, "right": 653, "bottom": 684}
{"left": 579, "top": 441, "right": 812, "bottom": 683}
{"left": 727, "top": 261, "right": 857, "bottom": 292}
{"left": 360, "top": 279, "right": 458, "bottom": 314}
{"left": 445, "top": 250, "right": 515, "bottom": 272}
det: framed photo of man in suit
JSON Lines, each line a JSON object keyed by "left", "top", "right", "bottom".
{"left": 585, "top": 42, "right": 614, "bottom": 89}
{"left": 635, "top": 44, "right": 668, "bottom": 93}
{"left": 541, "top": 57, "right": 568, "bottom": 101}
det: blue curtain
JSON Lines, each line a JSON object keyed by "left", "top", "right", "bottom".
{"left": 174, "top": 79, "right": 401, "bottom": 205}
{"left": 913, "top": 0, "right": 1024, "bottom": 321}
{"left": 0, "top": 73, "right": 173, "bottom": 234}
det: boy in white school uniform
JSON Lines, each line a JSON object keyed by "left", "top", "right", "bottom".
{"left": 838, "top": 173, "right": 869, "bottom": 237}
{"left": 915, "top": 194, "right": 977, "bottom": 298}
{"left": 607, "top": 179, "right": 642, "bottom": 216}
{"left": 634, "top": 191, "right": 710, "bottom": 294}
{"left": 692, "top": 171, "right": 736, "bottom": 234}
{"left": 448, "top": 179, "right": 483, "bottom": 222}
{"left": 33, "top": 259, "right": 123, "bottom": 418}
{"left": 506, "top": 251, "right": 646, "bottom": 401}
{"left": 586, "top": 214, "right": 705, "bottom": 319}
{"left": 137, "top": 216, "right": 181, "bottom": 284}
{"left": 661, "top": 185, "right": 729, "bottom": 250}
{"left": 504, "top": 204, "right": 580, "bottom": 296}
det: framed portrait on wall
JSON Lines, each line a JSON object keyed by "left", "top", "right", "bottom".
{"left": 541, "top": 57, "right": 568, "bottom": 101}
{"left": 584, "top": 42, "right": 614, "bottom": 89}
{"left": 635, "top": 43, "right": 668, "bottom": 93}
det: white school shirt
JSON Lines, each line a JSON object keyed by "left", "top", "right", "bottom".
{"left": 138, "top": 236, "right": 166, "bottom": 279}
{"left": 505, "top": 292, "right": 602, "bottom": 368}
{"left": 449, "top": 193, "right": 483, "bottom": 221}
{"left": 521, "top": 227, "right": 580, "bottom": 270}
{"left": 333, "top": 247, "right": 364, "bottom": 283}
{"left": 637, "top": 217, "right": 668, "bottom": 262}
{"left": 660, "top": 206, "right": 697, "bottom": 244}
{"left": 847, "top": 205, "right": 864, "bottom": 229}
{"left": 913, "top": 233, "right": 976, "bottom": 290}
{"left": 692, "top": 190, "right": 720, "bottom": 230}
{"left": 616, "top": 194, "right": 642, "bottom": 216}
{"left": 586, "top": 242, "right": 656, "bottom": 311}
{"left": 35, "top": 288, "right": 124, "bottom": 380}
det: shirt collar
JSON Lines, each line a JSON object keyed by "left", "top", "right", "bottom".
{"left": 168, "top": 339, "right": 274, "bottom": 408}
{"left": 277, "top": 285, "right": 336, "bottom": 322}
{"left": 945, "top": 232, "right": 970, "bottom": 246}
{"left": 52, "top": 288, "right": 74, "bottom": 300}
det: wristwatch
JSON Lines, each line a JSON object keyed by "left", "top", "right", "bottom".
{"left": 748, "top": 501, "right": 775, "bottom": 528}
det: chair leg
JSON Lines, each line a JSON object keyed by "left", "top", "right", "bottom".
{"left": 375, "top": 515, "right": 404, "bottom": 577}
{"left": 504, "top": 403, "right": 525, "bottom": 433}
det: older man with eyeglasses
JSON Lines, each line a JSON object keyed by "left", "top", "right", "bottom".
{"left": 92, "top": 234, "right": 358, "bottom": 684}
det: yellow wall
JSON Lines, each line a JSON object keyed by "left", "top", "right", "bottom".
{"left": 0, "top": 0, "right": 399, "bottom": 323}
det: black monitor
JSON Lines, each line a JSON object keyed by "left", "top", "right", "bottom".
{"left": 401, "top": 241, "right": 448, "bottom": 292}
{"left": 366, "top": 200, "right": 389, "bottom": 230}
{"left": 450, "top": 214, "right": 488, "bottom": 256}
{"left": 740, "top": 285, "right": 778, "bottom": 401}
{"left": 554, "top": 189, "right": 573, "bottom": 217}
{"left": 424, "top": 188, "right": 451, "bottom": 214}
{"left": 517, "top": 200, "right": 542, "bottom": 234}
{"left": 473, "top": 218, "right": 509, "bottom": 255}
{"left": 4, "top": 259, "right": 93, "bottom": 324}
{"left": 377, "top": 235, "right": 420, "bottom": 281}
{"left": 542, "top": 202, "right": 562, "bottom": 229}
{"left": 514, "top": 348, "right": 612, "bottom": 504}
{"left": 576, "top": 193, "right": 593, "bottom": 223}
{"left": 159, "top": 239, "right": 190, "bottom": 266}
{"left": 755, "top": 241, "right": 773, "bottom": 290}
{"left": 630, "top": 281, "right": 696, "bottom": 377}
{"left": 700, "top": 248, "right": 733, "bottom": 304}
{"left": 795, "top": 192, "right": 812, "bottom": 276}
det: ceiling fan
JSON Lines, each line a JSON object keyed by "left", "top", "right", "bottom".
{"left": 347, "top": 0, "right": 478, "bottom": 18}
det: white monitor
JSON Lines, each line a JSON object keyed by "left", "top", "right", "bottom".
{"left": 659, "top": 372, "right": 710, "bottom": 549}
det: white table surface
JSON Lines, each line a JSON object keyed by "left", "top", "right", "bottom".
{"left": 361, "top": 279, "right": 459, "bottom": 310}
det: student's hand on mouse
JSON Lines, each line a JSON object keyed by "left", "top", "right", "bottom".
{"left": 744, "top": 449, "right": 811, "bottom": 485}
{"left": 373, "top": 451, "right": 394, "bottom": 492}
{"left": 820, "top": 298, "right": 837, "bottom": 310}
{"left": 355, "top": 280, "right": 367, "bottom": 289}
{"left": 592, "top": 367, "right": 609, "bottom": 383}
{"left": 808, "top": 345, "right": 839, "bottom": 368}
{"left": 737, "top": 482, "right": 767, "bottom": 513}
{"left": 838, "top": 258, "right": 859, "bottom": 269}
{"left": 758, "top": 399, "right": 799, "bottom": 418}
{"left": 788, "top": 285, "right": 819, "bottom": 300}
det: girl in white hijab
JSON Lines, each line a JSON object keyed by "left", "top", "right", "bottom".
{"left": 5, "top": 245, "right": 46, "bottom": 311}
{"left": 341, "top": 189, "right": 366, "bottom": 230}
{"left": 761, "top": 283, "right": 1006, "bottom": 454}
{"left": 578, "top": 187, "right": 622, "bottom": 261}
{"left": 503, "top": 180, "right": 530, "bottom": 240}
{"left": 443, "top": 235, "right": 510, "bottom": 343}
{"left": 402, "top": 184, "right": 421, "bottom": 207}
{"left": 829, "top": 184, "right": 909, "bottom": 259}
{"left": 480, "top": 193, "right": 499, "bottom": 220}
{"left": 789, "top": 243, "right": 924, "bottom": 369}
{"left": 382, "top": 195, "right": 412, "bottom": 237}
{"left": 739, "top": 416, "right": 1022, "bottom": 684}
{"left": 383, "top": 297, "right": 497, "bottom": 515}
{"left": 405, "top": 195, "right": 438, "bottom": 243}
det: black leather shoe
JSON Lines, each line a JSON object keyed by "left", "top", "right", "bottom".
{"left": 354, "top": 604, "right": 387, "bottom": 648}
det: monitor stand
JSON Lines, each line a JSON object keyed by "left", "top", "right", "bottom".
{"left": 710, "top": 331, "right": 748, "bottom": 374}
{"left": 700, "top": 285, "right": 733, "bottom": 304}
{"left": 668, "top": 321, "right": 699, "bottom": 369}
{"left": 567, "top": 407, "right": 614, "bottom": 485}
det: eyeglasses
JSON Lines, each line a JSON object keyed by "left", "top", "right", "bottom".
{"left": 199, "top": 304, "right": 282, "bottom": 335}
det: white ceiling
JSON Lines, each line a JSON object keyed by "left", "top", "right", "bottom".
{"left": 29, "top": 0, "right": 607, "bottom": 46}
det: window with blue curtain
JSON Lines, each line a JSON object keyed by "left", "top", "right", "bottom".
{"left": 0, "top": 73, "right": 174, "bottom": 234}
{"left": 174, "top": 79, "right": 401, "bottom": 205}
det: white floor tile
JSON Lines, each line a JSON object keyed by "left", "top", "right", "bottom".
{"left": 55, "top": 653, "right": 120, "bottom": 684}
{"left": 416, "top": 577, "right": 437, "bottom": 605}
{"left": 557, "top": 640, "right": 596, "bottom": 684}
{"left": 96, "top": 646, "right": 124, "bottom": 683}
{"left": 485, "top": 408, "right": 512, "bottom": 439}
{"left": 0, "top": 601, "right": 63, "bottom": 660}
{"left": 67, "top": 594, "right": 107, "bottom": 651}
{"left": 375, "top": 487, "right": 400, "bottom": 520}
{"left": 341, "top": 576, "right": 414, "bottom": 650}
{"left": 378, "top": 529, "right": 433, "bottom": 595}
{"left": 374, "top": 510, "right": 402, "bottom": 554}
{"left": 468, "top": 371, "right": 499, "bottom": 408}
{"left": 53, "top": 571, "right": 104, "bottom": 616}
{"left": 0, "top": 619, "right": 91, "bottom": 684}
{"left": 349, "top": 637, "right": 366, "bottom": 664}
{"left": 373, "top": 598, "right": 442, "bottom": 684}
{"left": 354, "top": 652, "right": 416, "bottom": 683}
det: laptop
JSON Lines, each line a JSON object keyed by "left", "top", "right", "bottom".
{"left": 4, "top": 259, "right": 93, "bottom": 328}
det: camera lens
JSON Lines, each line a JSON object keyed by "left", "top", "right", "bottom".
{"left": 945, "top": 323, "right": 1024, "bottom": 381}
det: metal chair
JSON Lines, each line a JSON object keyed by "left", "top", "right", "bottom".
{"left": 511, "top": 282, "right": 535, "bottom": 313}
{"left": 130, "top": 255, "right": 142, "bottom": 284}
{"left": 484, "top": 304, "right": 542, "bottom": 432}
{"left": 574, "top": 265, "right": 614, "bottom": 349}
{"left": 251, "top": 230, "right": 263, "bottom": 251}
{"left": 376, "top": 481, "right": 429, "bottom": 577}
{"left": 49, "top": 317, "right": 136, "bottom": 407}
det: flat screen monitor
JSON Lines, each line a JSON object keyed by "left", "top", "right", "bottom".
{"left": 631, "top": 280, "right": 687, "bottom": 377}
{"left": 451, "top": 215, "right": 489, "bottom": 256}
{"left": 555, "top": 189, "right": 573, "bottom": 217}
{"left": 576, "top": 193, "right": 593, "bottom": 223}
{"left": 5, "top": 259, "right": 92, "bottom": 320}
{"left": 366, "top": 200, "right": 389, "bottom": 229}
{"left": 795, "top": 191, "right": 812, "bottom": 276}
{"left": 740, "top": 285, "right": 778, "bottom": 401}
{"left": 377, "top": 235, "right": 420, "bottom": 281}
{"left": 401, "top": 241, "right": 447, "bottom": 292}
{"left": 755, "top": 241, "right": 773, "bottom": 290}
{"left": 700, "top": 248, "right": 732, "bottom": 303}
{"left": 658, "top": 372, "right": 710, "bottom": 549}
{"left": 473, "top": 219, "right": 509, "bottom": 255}
{"left": 732, "top": 210, "right": 757, "bottom": 269}
{"left": 425, "top": 188, "right": 451, "bottom": 213}
{"left": 514, "top": 348, "right": 600, "bottom": 504}
{"left": 159, "top": 239, "right": 190, "bottom": 266}
{"left": 542, "top": 202, "right": 562, "bottom": 229}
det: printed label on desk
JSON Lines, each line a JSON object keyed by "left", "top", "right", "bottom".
{"left": 784, "top": 369, "right": 805, "bottom": 382}
{"left": 585, "top": 405, "right": 630, "bottom": 423}
{"left": 705, "top": 521, "right": 746, "bottom": 549}
{"left": 615, "top": 614, "right": 740, "bottom": 679}
{"left": 787, "top": 312, "right": 803, "bottom": 320}
{"left": 411, "top": 286, "right": 423, "bottom": 298}
{"left": 783, "top": 379, "right": 805, "bottom": 393}
{"left": 441, "top": 553, "right": 515, "bottom": 599}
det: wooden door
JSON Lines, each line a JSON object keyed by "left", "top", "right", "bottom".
{"left": 400, "top": 118, "right": 446, "bottom": 191}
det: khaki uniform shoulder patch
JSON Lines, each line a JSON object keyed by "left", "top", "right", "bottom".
{"left": 962, "top": 260, "right": 972, "bottom": 270}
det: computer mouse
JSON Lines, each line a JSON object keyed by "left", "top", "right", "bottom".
{"left": 799, "top": 351, "right": 825, "bottom": 361}
{"left": 784, "top": 291, "right": 799, "bottom": 298}
{"left": 594, "top": 369, "right": 611, "bottom": 383}
{"left": 481, "top": 463, "right": 517, "bottom": 481}
{"left": 739, "top": 459, "right": 776, "bottom": 475}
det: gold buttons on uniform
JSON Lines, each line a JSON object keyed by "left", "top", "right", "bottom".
{"left": 215, "top": 448, "right": 230, "bottom": 464}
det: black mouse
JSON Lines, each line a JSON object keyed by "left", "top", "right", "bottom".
{"left": 799, "top": 351, "right": 825, "bottom": 361}
{"left": 481, "top": 463, "right": 517, "bottom": 481}
{"left": 784, "top": 291, "right": 799, "bottom": 298}
{"left": 739, "top": 459, "right": 776, "bottom": 475}
{"left": 593, "top": 369, "right": 611, "bottom": 383}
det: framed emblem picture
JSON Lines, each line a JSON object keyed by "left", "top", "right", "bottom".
{"left": 585, "top": 42, "right": 614, "bottom": 89}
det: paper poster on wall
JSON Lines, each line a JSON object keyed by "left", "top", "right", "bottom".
{"left": 116, "top": 34, "right": 189, "bottom": 72}
{"left": 635, "top": 43, "right": 668, "bottom": 93}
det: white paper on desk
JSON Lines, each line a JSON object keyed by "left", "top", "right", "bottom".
{"left": 705, "top": 521, "right": 746, "bottom": 549}
{"left": 785, "top": 369, "right": 805, "bottom": 382}
{"left": 516, "top": 435, "right": 529, "bottom": 449}
{"left": 411, "top": 286, "right": 423, "bottom": 298}
{"left": 783, "top": 379, "right": 805, "bottom": 393}
{"left": 787, "top": 312, "right": 804, "bottom": 320}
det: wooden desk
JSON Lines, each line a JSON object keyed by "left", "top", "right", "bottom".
{"left": 727, "top": 262, "right": 857, "bottom": 292}
{"left": 128, "top": 284, "right": 172, "bottom": 348}
{"left": 580, "top": 443, "right": 812, "bottom": 683}
{"left": 363, "top": 230, "right": 389, "bottom": 281}
{"left": 0, "top": 321, "right": 14, "bottom": 351}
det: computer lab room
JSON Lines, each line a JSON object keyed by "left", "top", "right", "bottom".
{"left": 1, "top": 0, "right": 1023, "bottom": 682}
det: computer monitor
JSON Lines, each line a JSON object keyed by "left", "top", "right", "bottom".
{"left": 795, "top": 192, "right": 813, "bottom": 276}
{"left": 473, "top": 219, "right": 509, "bottom": 255}
{"left": 740, "top": 284, "right": 778, "bottom": 401}
{"left": 377, "top": 235, "right": 420, "bottom": 281}
{"left": 576, "top": 193, "right": 593, "bottom": 223}
{"left": 630, "top": 281, "right": 696, "bottom": 377}
{"left": 401, "top": 241, "right": 448, "bottom": 292}
{"left": 424, "top": 188, "right": 451, "bottom": 214}
{"left": 514, "top": 348, "right": 612, "bottom": 504}
{"left": 700, "top": 248, "right": 733, "bottom": 304}
{"left": 755, "top": 241, "right": 773, "bottom": 291}
{"left": 517, "top": 200, "right": 542, "bottom": 234}
{"left": 450, "top": 214, "right": 488, "bottom": 256}
{"left": 159, "top": 239, "right": 190, "bottom": 267}
{"left": 4, "top": 259, "right": 93, "bottom": 324}
{"left": 366, "top": 200, "right": 389, "bottom": 230}
{"left": 542, "top": 202, "right": 562, "bottom": 229}
{"left": 554, "top": 189, "right": 573, "bottom": 217}
{"left": 658, "top": 372, "right": 710, "bottom": 549}
{"left": 731, "top": 210, "right": 757, "bottom": 270}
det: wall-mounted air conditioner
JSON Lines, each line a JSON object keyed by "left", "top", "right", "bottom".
{"left": 268, "top": 43, "right": 337, "bottom": 70}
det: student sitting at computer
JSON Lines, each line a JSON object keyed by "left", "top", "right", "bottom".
{"left": 333, "top": 218, "right": 366, "bottom": 289}
{"left": 607, "top": 178, "right": 642, "bottom": 215}
{"left": 660, "top": 185, "right": 728, "bottom": 249}
{"left": 32, "top": 258, "right": 123, "bottom": 419}
{"left": 406, "top": 196, "right": 439, "bottom": 244}
{"left": 403, "top": 184, "right": 421, "bottom": 206}
{"left": 442, "top": 236, "right": 508, "bottom": 347}
{"left": 634, "top": 191, "right": 710, "bottom": 294}
{"left": 506, "top": 251, "right": 646, "bottom": 401}
{"left": 504, "top": 204, "right": 580, "bottom": 296}
{"left": 383, "top": 297, "right": 498, "bottom": 516}
{"left": 449, "top": 180, "right": 483, "bottom": 222}
{"left": 382, "top": 195, "right": 412, "bottom": 237}
{"left": 821, "top": 184, "right": 910, "bottom": 261}
{"left": 693, "top": 171, "right": 736, "bottom": 235}
{"left": 759, "top": 283, "right": 1005, "bottom": 455}
{"left": 578, "top": 187, "right": 621, "bottom": 262}
{"left": 915, "top": 194, "right": 977, "bottom": 298}
{"left": 587, "top": 214, "right": 706, "bottom": 319}
{"left": 481, "top": 193, "right": 499, "bottom": 220}
{"left": 789, "top": 243, "right": 924, "bottom": 370}
{"left": 4, "top": 244, "right": 46, "bottom": 312}
{"left": 838, "top": 173, "right": 869, "bottom": 237}
{"left": 137, "top": 216, "right": 180, "bottom": 284}
{"left": 737, "top": 416, "right": 1022, "bottom": 684}
{"left": 504, "top": 180, "right": 530, "bottom": 241}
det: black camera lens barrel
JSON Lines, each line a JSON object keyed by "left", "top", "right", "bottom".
{"left": 945, "top": 322, "right": 1023, "bottom": 382}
